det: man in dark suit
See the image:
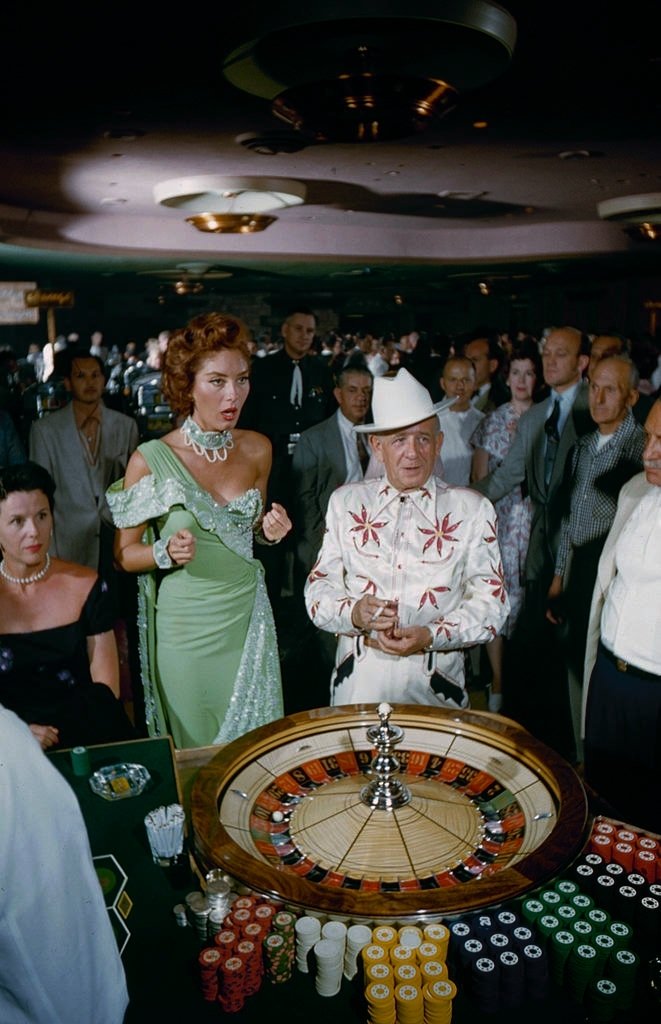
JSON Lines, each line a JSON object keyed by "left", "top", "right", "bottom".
{"left": 462, "top": 331, "right": 510, "bottom": 413}
{"left": 240, "top": 306, "right": 335, "bottom": 608}
{"left": 286, "top": 365, "right": 373, "bottom": 712}
{"left": 472, "top": 326, "right": 592, "bottom": 758}
{"left": 292, "top": 364, "right": 373, "bottom": 580}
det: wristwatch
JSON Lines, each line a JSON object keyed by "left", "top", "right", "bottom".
{"left": 153, "top": 537, "right": 174, "bottom": 569}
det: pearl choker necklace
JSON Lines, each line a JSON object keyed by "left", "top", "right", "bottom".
{"left": 0, "top": 553, "right": 51, "bottom": 585}
{"left": 181, "top": 417, "right": 234, "bottom": 463}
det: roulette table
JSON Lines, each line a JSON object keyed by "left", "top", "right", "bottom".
{"left": 192, "top": 703, "right": 589, "bottom": 920}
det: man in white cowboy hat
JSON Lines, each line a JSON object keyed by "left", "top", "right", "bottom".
{"left": 304, "top": 369, "right": 509, "bottom": 708}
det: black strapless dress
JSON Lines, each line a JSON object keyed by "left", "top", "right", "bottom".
{"left": 0, "top": 575, "right": 135, "bottom": 748}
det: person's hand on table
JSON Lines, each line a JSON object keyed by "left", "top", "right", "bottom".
{"left": 30, "top": 723, "right": 60, "bottom": 749}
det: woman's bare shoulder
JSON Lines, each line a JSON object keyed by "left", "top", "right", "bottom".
{"left": 49, "top": 559, "right": 99, "bottom": 596}
{"left": 235, "top": 428, "right": 272, "bottom": 458}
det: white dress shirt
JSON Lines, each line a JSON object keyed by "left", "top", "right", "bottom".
{"left": 600, "top": 486, "right": 661, "bottom": 674}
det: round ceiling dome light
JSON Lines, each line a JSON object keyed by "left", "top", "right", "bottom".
{"left": 597, "top": 192, "right": 661, "bottom": 223}
{"left": 221, "top": 1, "right": 516, "bottom": 142}
{"left": 154, "top": 176, "right": 306, "bottom": 213}
{"left": 598, "top": 193, "right": 661, "bottom": 243}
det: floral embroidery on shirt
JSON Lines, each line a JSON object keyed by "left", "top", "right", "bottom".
{"left": 482, "top": 562, "right": 507, "bottom": 603}
{"left": 349, "top": 504, "right": 388, "bottom": 546}
{"left": 419, "top": 585, "right": 451, "bottom": 609}
{"left": 433, "top": 619, "right": 459, "bottom": 641}
{"left": 419, "top": 513, "right": 462, "bottom": 556}
{"left": 357, "top": 575, "right": 377, "bottom": 595}
{"left": 484, "top": 520, "right": 498, "bottom": 543}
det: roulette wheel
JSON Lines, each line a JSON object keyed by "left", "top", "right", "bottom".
{"left": 192, "top": 703, "right": 588, "bottom": 921}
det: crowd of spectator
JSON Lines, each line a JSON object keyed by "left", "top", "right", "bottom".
{"left": 0, "top": 316, "right": 660, "bottom": 832}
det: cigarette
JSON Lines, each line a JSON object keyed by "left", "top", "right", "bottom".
{"left": 369, "top": 607, "right": 381, "bottom": 623}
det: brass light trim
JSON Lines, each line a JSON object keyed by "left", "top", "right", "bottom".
{"left": 186, "top": 213, "right": 277, "bottom": 234}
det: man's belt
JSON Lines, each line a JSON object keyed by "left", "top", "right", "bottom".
{"left": 600, "top": 642, "right": 660, "bottom": 683}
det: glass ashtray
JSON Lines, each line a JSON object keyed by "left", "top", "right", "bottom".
{"left": 89, "top": 763, "right": 151, "bottom": 801}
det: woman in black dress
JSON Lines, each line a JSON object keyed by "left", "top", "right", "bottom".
{"left": 0, "top": 461, "right": 133, "bottom": 749}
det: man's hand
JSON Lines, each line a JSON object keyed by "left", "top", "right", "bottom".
{"left": 30, "top": 723, "right": 60, "bottom": 750}
{"left": 351, "top": 596, "right": 399, "bottom": 634}
{"left": 373, "top": 624, "right": 433, "bottom": 657}
{"left": 545, "top": 573, "right": 565, "bottom": 625}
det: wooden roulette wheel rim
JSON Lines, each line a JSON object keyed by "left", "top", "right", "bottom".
{"left": 191, "top": 704, "right": 588, "bottom": 920}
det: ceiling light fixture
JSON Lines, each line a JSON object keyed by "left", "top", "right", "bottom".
{"left": 185, "top": 213, "right": 277, "bottom": 234}
{"left": 221, "top": 1, "right": 516, "bottom": 143}
{"left": 155, "top": 176, "right": 305, "bottom": 234}
{"left": 154, "top": 176, "right": 306, "bottom": 213}
{"left": 597, "top": 192, "right": 661, "bottom": 242}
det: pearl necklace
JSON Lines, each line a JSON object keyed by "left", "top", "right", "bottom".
{"left": 0, "top": 553, "right": 51, "bottom": 585}
{"left": 181, "top": 416, "right": 234, "bottom": 463}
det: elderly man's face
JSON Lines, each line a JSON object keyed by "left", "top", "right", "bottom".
{"left": 643, "top": 401, "right": 661, "bottom": 487}
{"left": 370, "top": 415, "right": 442, "bottom": 491}
{"left": 588, "top": 358, "right": 637, "bottom": 434}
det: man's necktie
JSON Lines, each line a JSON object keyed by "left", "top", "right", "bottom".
{"left": 544, "top": 397, "right": 561, "bottom": 486}
{"left": 290, "top": 360, "right": 303, "bottom": 408}
{"left": 356, "top": 432, "right": 370, "bottom": 475}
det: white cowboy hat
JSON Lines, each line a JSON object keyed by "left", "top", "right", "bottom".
{"left": 355, "top": 368, "right": 454, "bottom": 433}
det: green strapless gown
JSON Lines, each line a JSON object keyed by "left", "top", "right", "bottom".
{"left": 107, "top": 441, "right": 284, "bottom": 748}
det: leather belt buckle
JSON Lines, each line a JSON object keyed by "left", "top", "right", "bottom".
{"left": 615, "top": 657, "right": 628, "bottom": 673}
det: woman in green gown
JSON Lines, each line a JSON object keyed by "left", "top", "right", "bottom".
{"left": 108, "top": 313, "right": 291, "bottom": 748}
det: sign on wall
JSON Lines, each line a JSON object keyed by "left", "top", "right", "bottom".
{"left": 0, "top": 281, "right": 39, "bottom": 324}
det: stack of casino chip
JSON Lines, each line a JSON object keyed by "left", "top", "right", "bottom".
{"left": 584, "top": 977, "right": 620, "bottom": 1022}
{"left": 469, "top": 954, "right": 499, "bottom": 1012}
{"left": 362, "top": 942, "right": 390, "bottom": 978}
{"left": 398, "top": 925, "right": 424, "bottom": 951}
{"left": 235, "top": 938, "right": 263, "bottom": 997}
{"left": 214, "top": 928, "right": 238, "bottom": 957}
{"left": 365, "top": 960, "right": 394, "bottom": 987}
{"left": 419, "top": 957, "right": 448, "bottom": 987}
{"left": 373, "top": 925, "right": 398, "bottom": 951}
{"left": 344, "top": 923, "right": 373, "bottom": 980}
{"left": 548, "top": 929, "right": 575, "bottom": 986}
{"left": 423, "top": 923, "right": 450, "bottom": 961}
{"left": 172, "top": 903, "right": 188, "bottom": 928}
{"left": 198, "top": 946, "right": 223, "bottom": 1002}
{"left": 364, "top": 980, "right": 396, "bottom": 1024}
{"left": 313, "top": 937, "right": 345, "bottom": 997}
{"left": 253, "top": 902, "right": 276, "bottom": 931}
{"left": 263, "top": 931, "right": 293, "bottom": 984}
{"left": 449, "top": 909, "right": 550, "bottom": 1007}
{"left": 608, "top": 947, "right": 639, "bottom": 1010}
{"left": 185, "top": 891, "right": 211, "bottom": 941}
{"left": 422, "top": 978, "right": 456, "bottom": 1024}
{"left": 394, "top": 981, "right": 424, "bottom": 1024}
{"left": 217, "top": 954, "right": 246, "bottom": 1012}
{"left": 294, "top": 914, "right": 321, "bottom": 973}
{"left": 565, "top": 941, "right": 599, "bottom": 1003}
{"left": 321, "top": 919, "right": 348, "bottom": 953}
{"left": 362, "top": 926, "right": 457, "bottom": 1023}
{"left": 498, "top": 948, "right": 526, "bottom": 1009}
{"left": 391, "top": 944, "right": 417, "bottom": 968}
{"left": 393, "top": 962, "right": 422, "bottom": 989}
